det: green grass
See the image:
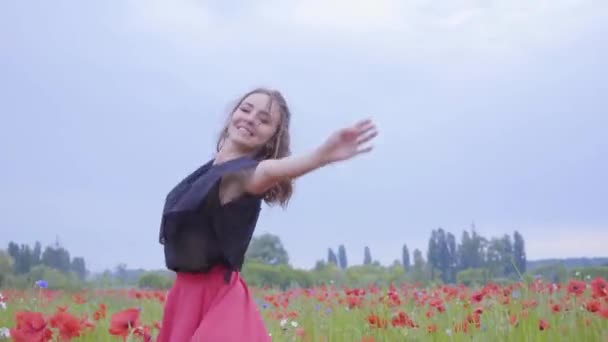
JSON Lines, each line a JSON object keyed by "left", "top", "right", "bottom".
{"left": 1, "top": 279, "right": 607, "bottom": 341}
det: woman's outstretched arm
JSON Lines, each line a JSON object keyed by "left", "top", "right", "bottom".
{"left": 245, "top": 119, "right": 378, "bottom": 195}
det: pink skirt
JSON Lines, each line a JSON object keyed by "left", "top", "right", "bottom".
{"left": 156, "top": 266, "right": 271, "bottom": 342}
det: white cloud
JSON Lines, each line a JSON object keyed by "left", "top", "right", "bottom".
{"left": 122, "top": 0, "right": 606, "bottom": 70}
{"left": 289, "top": 0, "right": 406, "bottom": 33}
{"left": 124, "top": 0, "right": 214, "bottom": 38}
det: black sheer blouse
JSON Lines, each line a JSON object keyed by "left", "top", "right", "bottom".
{"left": 159, "top": 156, "right": 262, "bottom": 282}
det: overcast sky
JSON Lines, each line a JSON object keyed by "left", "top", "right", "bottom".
{"left": 1, "top": 0, "right": 607, "bottom": 272}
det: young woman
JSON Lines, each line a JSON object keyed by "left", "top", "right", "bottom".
{"left": 156, "top": 88, "right": 378, "bottom": 341}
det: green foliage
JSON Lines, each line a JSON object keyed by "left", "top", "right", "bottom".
{"left": 530, "top": 263, "right": 568, "bottom": 283}
{"left": 513, "top": 230, "right": 526, "bottom": 273}
{"left": 28, "top": 265, "right": 85, "bottom": 291}
{"left": 0, "top": 250, "right": 14, "bottom": 287}
{"left": 138, "top": 272, "right": 174, "bottom": 290}
{"left": 71, "top": 257, "right": 87, "bottom": 281}
{"left": 241, "top": 260, "right": 313, "bottom": 289}
{"left": 345, "top": 264, "right": 385, "bottom": 287}
{"left": 528, "top": 257, "right": 608, "bottom": 271}
{"left": 41, "top": 244, "right": 72, "bottom": 273}
{"left": 245, "top": 233, "right": 289, "bottom": 265}
{"left": 411, "top": 248, "right": 429, "bottom": 284}
{"left": 8, "top": 242, "right": 34, "bottom": 274}
{"left": 427, "top": 228, "right": 458, "bottom": 284}
{"left": 570, "top": 266, "right": 608, "bottom": 280}
{"left": 456, "top": 267, "right": 490, "bottom": 286}
{"left": 310, "top": 261, "right": 345, "bottom": 285}
{"left": 419, "top": 224, "right": 530, "bottom": 285}
{"left": 3, "top": 241, "right": 89, "bottom": 291}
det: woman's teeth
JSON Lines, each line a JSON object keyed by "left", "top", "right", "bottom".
{"left": 238, "top": 126, "right": 253, "bottom": 136}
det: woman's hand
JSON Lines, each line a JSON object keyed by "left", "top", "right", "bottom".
{"left": 316, "top": 119, "right": 378, "bottom": 165}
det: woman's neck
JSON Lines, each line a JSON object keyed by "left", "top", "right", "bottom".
{"left": 214, "top": 139, "right": 255, "bottom": 164}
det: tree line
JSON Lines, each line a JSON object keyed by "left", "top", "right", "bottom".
{"left": 2, "top": 225, "right": 606, "bottom": 291}
{"left": 0, "top": 240, "right": 88, "bottom": 289}
{"left": 6, "top": 240, "right": 87, "bottom": 279}
{"left": 321, "top": 224, "right": 526, "bottom": 284}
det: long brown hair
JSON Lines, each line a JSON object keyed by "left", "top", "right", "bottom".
{"left": 216, "top": 87, "right": 294, "bottom": 207}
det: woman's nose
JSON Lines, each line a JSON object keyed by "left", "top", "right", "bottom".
{"left": 242, "top": 113, "right": 259, "bottom": 126}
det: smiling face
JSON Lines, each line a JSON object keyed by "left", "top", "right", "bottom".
{"left": 226, "top": 92, "right": 282, "bottom": 154}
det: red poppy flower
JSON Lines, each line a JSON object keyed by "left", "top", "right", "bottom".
{"left": 367, "top": 314, "right": 387, "bottom": 329}
{"left": 585, "top": 300, "right": 601, "bottom": 313}
{"left": 49, "top": 311, "right": 83, "bottom": 341}
{"left": 108, "top": 308, "right": 141, "bottom": 340}
{"left": 591, "top": 277, "right": 607, "bottom": 298}
{"left": 9, "top": 311, "right": 53, "bottom": 342}
{"left": 566, "top": 280, "right": 586, "bottom": 296}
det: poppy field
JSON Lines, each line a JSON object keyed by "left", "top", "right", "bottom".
{"left": 1, "top": 277, "right": 607, "bottom": 341}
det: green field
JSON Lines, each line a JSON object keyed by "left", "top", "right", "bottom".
{"left": 1, "top": 277, "right": 607, "bottom": 341}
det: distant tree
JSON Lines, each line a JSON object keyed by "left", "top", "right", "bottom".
{"left": 7, "top": 243, "right": 34, "bottom": 274}
{"left": 412, "top": 248, "right": 427, "bottom": 282}
{"left": 71, "top": 257, "right": 87, "bottom": 281}
{"left": 338, "top": 245, "right": 348, "bottom": 270}
{"left": 327, "top": 248, "right": 338, "bottom": 266}
{"left": 245, "top": 233, "right": 289, "bottom": 265}
{"left": 7, "top": 242, "right": 22, "bottom": 273}
{"left": 0, "top": 250, "right": 13, "bottom": 287}
{"left": 401, "top": 244, "right": 410, "bottom": 271}
{"left": 513, "top": 230, "right": 526, "bottom": 274}
{"left": 115, "top": 263, "right": 128, "bottom": 284}
{"left": 436, "top": 228, "right": 451, "bottom": 283}
{"left": 42, "top": 243, "right": 71, "bottom": 273}
{"left": 446, "top": 232, "right": 457, "bottom": 282}
{"left": 458, "top": 226, "right": 487, "bottom": 270}
{"left": 8, "top": 242, "right": 19, "bottom": 260}
{"left": 138, "top": 272, "right": 172, "bottom": 290}
{"left": 363, "top": 246, "right": 372, "bottom": 265}
{"left": 501, "top": 234, "right": 514, "bottom": 276}
{"left": 313, "top": 260, "right": 329, "bottom": 273}
{"left": 427, "top": 230, "right": 438, "bottom": 280}
{"left": 32, "top": 241, "right": 42, "bottom": 266}
{"left": 485, "top": 238, "right": 502, "bottom": 277}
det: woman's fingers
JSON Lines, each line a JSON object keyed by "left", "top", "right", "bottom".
{"left": 357, "top": 129, "right": 378, "bottom": 145}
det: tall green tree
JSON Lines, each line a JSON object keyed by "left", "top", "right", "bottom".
{"left": 71, "top": 257, "right": 87, "bottom": 281}
{"left": 427, "top": 230, "right": 439, "bottom": 280}
{"left": 485, "top": 238, "right": 502, "bottom": 277}
{"left": 446, "top": 232, "right": 457, "bottom": 283}
{"left": 513, "top": 230, "right": 526, "bottom": 274}
{"left": 363, "top": 246, "right": 372, "bottom": 265}
{"left": 501, "top": 234, "right": 514, "bottom": 276}
{"left": 436, "top": 228, "right": 451, "bottom": 283}
{"left": 412, "top": 248, "right": 427, "bottom": 283}
{"left": 338, "top": 245, "right": 348, "bottom": 270}
{"left": 245, "top": 233, "right": 289, "bottom": 265}
{"left": 32, "top": 241, "right": 42, "bottom": 266}
{"left": 42, "top": 244, "right": 71, "bottom": 273}
{"left": 327, "top": 248, "right": 338, "bottom": 266}
{"left": 457, "top": 227, "right": 487, "bottom": 271}
{"left": 0, "top": 250, "right": 13, "bottom": 287}
{"left": 402, "top": 244, "right": 410, "bottom": 271}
